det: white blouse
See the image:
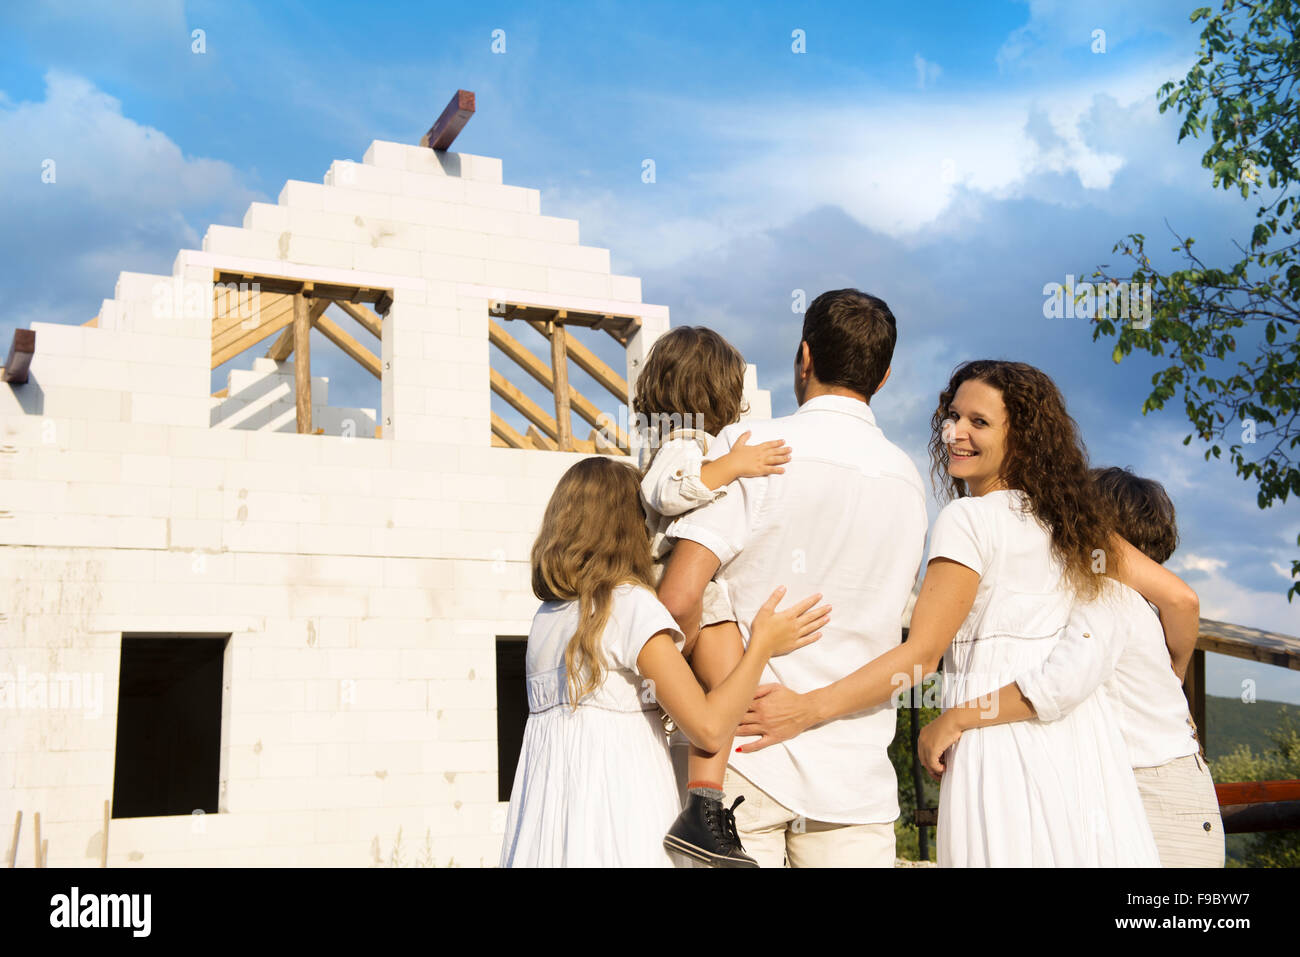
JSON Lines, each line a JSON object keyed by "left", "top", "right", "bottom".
{"left": 1015, "top": 579, "right": 1199, "bottom": 769}
{"left": 638, "top": 428, "right": 726, "bottom": 561}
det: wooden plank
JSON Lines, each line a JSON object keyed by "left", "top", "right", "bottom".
{"left": 213, "top": 290, "right": 290, "bottom": 341}
{"left": 588, "top": 429, "right": 627, "bottom": 456}
{"left": 211, "top": 306, "right": 294, "bottom": 368}
{"left": 315, "top": 313, "right": 382, "bottom": 379}
{"left": 211, "top": 284, "right": 272, "bottom": 336}
{"left": 294, "top": 292, "right": 312, "bottom": 435}
{"left": 211, "top": 387, "right": 229, "bottom": 399}
{"left": 1183, "top": 648, "right": 1206, "bottom": 756}
{"left": 7, "top": 811, "right": 19, "bottom": 868}
{"left": 1219, "top": 800, "right": 1300, "bottom": 834}
{"left": 2, "top": 329, "right": 35, "bottom": 385}
{"left": 491, "top": 412, "right": 529, "bottom": 450}
{"left": 265, "top": 299, "right": 330, "bottom": 361}
{"left": 490, "top": 368, "right": 559, "bottom": 441}
{"left": 420, "top": 89, "right": 476, "bottom": 150}
{"left": 33, "top": 812, "right": 41, "bottom": 869}
{"left": 1196, "top": 618, "right": 1300, "bottom": 671}
{"left": 491, "top": 433, "right": 508, "bottom": 448}
{"left": 527, "top": 318, "right": 629, "bottom": 401}
{"left": 525, "top": 425, "right": 558, "bottom": 451}
{"left": 336, "top": 300, "right": 383, "bottom": 339}
{"left": 265, "top": 325, "right": 295, "bottom": 362}
{"left": 1215, "top": 780, "right": 1300, "bottom": 806}
{"left": 550, "top": 320, "right": 573, "bottom": 451}
{"left": 492, "top": 299, "right": 640, "bottom": 338}
{"left": 83, "top": 316, "right": 98, "bottom": 328}
{"left": 212, "top": 271, "right": 391, "bottom": 306}
{"left": 488, "top": 319, "right": 629, "bottom": 448}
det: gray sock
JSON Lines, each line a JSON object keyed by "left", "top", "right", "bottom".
{"left": 689, "top": 785, "right": 725, "bottom": 803}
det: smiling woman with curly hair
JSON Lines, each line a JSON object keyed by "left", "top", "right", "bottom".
{"left": 736, "top": 358, "right": 1202, "bottom": 866}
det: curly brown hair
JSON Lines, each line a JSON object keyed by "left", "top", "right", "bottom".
{"left": 531, "top": 456, "right": 657, "bottom": 708}
{"left": 927, "top": 360, "right": 1119, "bottom": 601}
{"left": 632, "top": 326, "right": 749, "bottom": 441}
{"left": 1090, "top": 466, "right": 1179, "bottom": 564}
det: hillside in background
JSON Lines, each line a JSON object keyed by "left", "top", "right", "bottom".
{"left": 1205, "top": 694, "right": 1296, "bottom": 760}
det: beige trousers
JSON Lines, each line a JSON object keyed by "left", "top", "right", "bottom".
{"left": 723, "top": 767, "right": 895, "bottom": 868}
{"left": 1133, "top": 752, "right": 1225, "bottom": 868}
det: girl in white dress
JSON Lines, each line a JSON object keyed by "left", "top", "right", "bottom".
{"left": 731, "top": 360, "right": 1199, "bottom": 866}
{"left": 631, "top": 326, "right": 791, "bottom": 866}
{"left": 498, "top": 455, "right": 828, "bottom": 867}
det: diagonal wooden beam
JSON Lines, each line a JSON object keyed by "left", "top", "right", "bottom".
{"left": 491, "top": 412, "right": 529, "bottom": 449}
{"left": 315, "top": 312, "right": 382, "bottom": 379}
{"left": 265, "top": 298, "right": 328, "bottom": 362}
{"left": 336, "top": 300, "right": 383, "bottom": 339}
{"left": 525, "top": 318, "right": 629, "bottom": 402}
{"left": 525, "top": 425, "right": 557, "bottom": 451}
{"left": 212, "top": 295, "right": 295, "bottom": 365}
{"left": 420, "top": 89, "right": 476, "bottom": 151}
{"left": 488, "top": 319, "right": 629, "bottom": 448}
{"left": 490, "top": 368, "right": 558, "bottom": 441}
{"left": 216, "top": 291, "right": 292, "bottom": 340}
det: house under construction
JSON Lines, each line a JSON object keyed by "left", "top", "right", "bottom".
{"left": 0, "top": 91, "right": 771, "bottom": 867}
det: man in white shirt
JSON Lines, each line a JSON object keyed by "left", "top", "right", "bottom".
{"left": 658, "top": 288, "right": 928, "bottom": 867}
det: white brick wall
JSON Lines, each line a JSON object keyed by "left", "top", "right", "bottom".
{"left": 0, "top": 135, "right": 776, "bottom": 870}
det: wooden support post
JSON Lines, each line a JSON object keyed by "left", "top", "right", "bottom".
{"left": 294, "top": 289, "right": 313, "bottom": 434}
{"left": 7, "top": 811, "right": 19, "bottom": 868}
{"left": 33, "top": 812, "right": 41, "bottom": 868}
{"left": 549, "top": 319, "right": 573, "bottom": 452}
{"left": 101, "top": 800, "right": 109, "bottom": 867}
{"left": 1183, "top": 647, "right": 1207, "bottom": 756}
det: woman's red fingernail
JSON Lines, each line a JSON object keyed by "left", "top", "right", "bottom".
{"left": 735, "top": 747, "right": 742, "bottom": 753}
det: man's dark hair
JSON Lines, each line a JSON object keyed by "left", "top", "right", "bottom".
{"left": 1090, "top": 466, "right": 1180, "bottom": 564}
{"left": 799, "top": 289, "right": 897, "bottom": 399}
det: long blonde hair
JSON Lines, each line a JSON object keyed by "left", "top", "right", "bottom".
{"left": 531, "top": 456, "right": 656, "bottom": 707}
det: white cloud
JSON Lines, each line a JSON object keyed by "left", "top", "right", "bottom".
{"left": 0, "top": 71, "right": 262, "bottom": 327}
{"left": 914, "top": 54, "right": 942, "bottom": 90}
{"left": 1173, "top": 553, "right": 1229, "bottom": 575}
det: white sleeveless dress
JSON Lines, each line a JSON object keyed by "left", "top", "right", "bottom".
{"left": 498, "top": 583, "right": 689, "bottom": 867}
{"left": 928, "top": 490, "right": 1159, "bottom": 867}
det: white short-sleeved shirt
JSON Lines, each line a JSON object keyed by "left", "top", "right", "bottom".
{"left": 668, "top": 394, "right": 928, "bottom": 824}
{"left": 525, "top": 583, "right": 685, "bottom": 711}
{"left": 1016, "top": 580, "right": 1199, "bottom": 769}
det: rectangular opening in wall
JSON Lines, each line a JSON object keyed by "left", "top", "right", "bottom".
{"left": 495, "top": 636, "right": 528, "bottom": 802}
{"left": 111, "top": 633, "right": 229, "bottom": 818}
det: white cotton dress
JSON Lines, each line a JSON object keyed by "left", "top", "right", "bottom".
{"left": 929, "top": 489, "right": 1160, "bottom": 867}
{"left": 498, "top": 583, "right": 689, "bottom": 867}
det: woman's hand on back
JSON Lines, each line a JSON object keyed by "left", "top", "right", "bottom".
{"left": 748, "top": 585, "right": 829, "bottom": 659}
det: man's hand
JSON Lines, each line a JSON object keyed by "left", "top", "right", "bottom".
{"left": 734, "top": 683, "right": 817, "bottom": 752}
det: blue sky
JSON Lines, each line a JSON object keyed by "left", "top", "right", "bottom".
{"left": 2, "top": 1, "right": 1298, "bottom": 704}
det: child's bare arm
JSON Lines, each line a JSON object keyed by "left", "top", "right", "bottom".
{"left": 700, "top": 431, "right": 790, "bottom": 490}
